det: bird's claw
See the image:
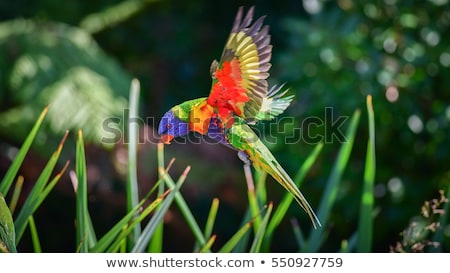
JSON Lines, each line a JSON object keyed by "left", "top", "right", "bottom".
{"left": 238, "top": 151, "right": 251, "bottom": 166}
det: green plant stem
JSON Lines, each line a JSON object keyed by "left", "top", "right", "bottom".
{"left": 357, "top": 95, "right": 376, "bottom": 252}
{"left": 127, "top": 78, "right": 141, "bottom": 246}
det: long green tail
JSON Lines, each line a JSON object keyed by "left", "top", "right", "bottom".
{"left": 228, "top": 122, "right": 321, "bottom": 229}
{"left": 249, "top": 139, "right": 321, "bottom": 229}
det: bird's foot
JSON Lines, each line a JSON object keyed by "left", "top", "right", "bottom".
{"left": 238, "top": 151, "right": 255, "bottom": 191}
{"left": 238, "top": 151, "right": 251, "bottom": 166}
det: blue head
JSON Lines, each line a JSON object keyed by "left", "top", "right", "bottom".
{"left": 158, "top": 109, "right": 190, "bottom": 144}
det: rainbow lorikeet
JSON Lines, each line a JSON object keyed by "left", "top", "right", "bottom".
{"left": 158, "top": 6, "right": 320, "bottom": 228}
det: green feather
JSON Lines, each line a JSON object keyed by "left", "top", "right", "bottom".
{"left": 255, "top": 84, "right": 294, "bottom": 122}
{"left": 171, "top": 97, "right": 207, "bottom": 121}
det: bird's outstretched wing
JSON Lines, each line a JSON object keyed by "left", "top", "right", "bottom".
{"left": 255, "top": 84, "right": 295, "bottom": 121}
{"left": 207, "top": 6, "right": 272, "bottom": 123}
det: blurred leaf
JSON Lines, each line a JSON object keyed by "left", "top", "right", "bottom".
{"left": 75, "top": 130, "right": 96, "bottom": 252}
{"left": 80, "top": 0, "right": 160, "bottom": 34}
{"left": 0, "top": 19, "right": 130, "bottom": 150}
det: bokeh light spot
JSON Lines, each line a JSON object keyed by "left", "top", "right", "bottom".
{"left": 439, "top": 52, "right": 450, "bottom": 67}
{"left": 445, "top": 105, "right": 450, "bottom": 121}
{"left": 385, "top": 85, "right": 399, "bottom": 102}
{"left": 320, "top": 48, "right": 334, "bottom": 64}
{"left": 383, "top": 37, "right": 397, "bottom": 53}
{"left": 408, "top": 115, "right": 424, "bottom": 134}
{"left": 364, "top": 4, "right": 378, "bottom": 18}
{"left": 421, "top": 28, "right": 441, "bottom": 46}
{"left": 303, "top": 0, "right": 322, "bottom": 14}
{"left": 388, "top": 177, "right": 405, "bottom": 201}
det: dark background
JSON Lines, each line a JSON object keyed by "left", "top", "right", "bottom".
{"left": 0, "top": 0, "right": 449, "bottom": 252}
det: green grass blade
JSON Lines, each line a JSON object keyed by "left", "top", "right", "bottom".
{"left": 191, "top": 198, "right": 220, "bottom": 252}
{"left": 204, "top": 198, "right": 219, "bottom": 240}
{"left": 218, "top": 221, "right": 252, "bottom": 253}
{"left": 250, "top": 202, "right": 273, "bottom": 253}
{"left": 158, "top": 146, "right": 207, "bottom": 248}
{"left": 28, "top": 216, "right": 42, "bottom": 253}
{"left": 127, "top": 79, "right": 141, "bottom": 246}
{"left": 132, "top": 166, "right": 190, "bottom": 252}
{"left": 194, "top": 197, "right": 220, "bottom": 252}
{"left": 106, "top": 189, "right": 171, "bottom": 253}
{"left": 38, "top": 162, "right": 69, "bottom": 208}
{"left": 0, "top": 107, "right": 48, "bottom": 195}
{"left": 91, "top": 178, "right": 164, "bottom": 252}
{"left": 161, "top": 170, "right": 206, "bottom": 247}
{"left": 75, "top": 130, "right": 91, "bottom": 252}
{"left": 255, "top": 169, "right": 267, "bottom": 204}
{"left": 357, "top": 95, "right": 376, "bottom": 252}
{"left": 9, "top": 176, "right": 24, "bottom": 214}
{"left": 290, "top": 218, "right": 305, "bottom": 250}
{"left": 86, "top": 211, "right": 97, "bottom": 247}
{"left": 15, "top": 163, "right": 68, "bottom": 242}
{"left": 199, "top": 235, "right": 216, "bottom": 253}
{"left": 340, "top": 231, "right": 358, "bottom": 253}
{"left": 264, "top": 142, "right": 324, "bottom": 250}
{"left": 0, "top": 193, "right": 16, "bottom": 252}
{"left": 243, "top": 164, "right": 263, "bottom": 236}
{"left": 147, "top": 215, "right": 164, "bottom": 252}
{"left": 232, "top": 210, "right": 252, "bottom": 252}
{"left": 305, "top": 109, "right": 361, "bottom": 252}
{"left": 293, "top": 143, "right": 324, "bottom": 186}
{"left": 148, "top": 143, "right": 168, "bottom": 252}
{"left": 14, "top": 133, "right": 69, "bottom": 242}
{"left": 18, "top": 162, "right": 69, "bottom": 243}
{"left": 247, "top": 179, "right": 262, "bottom": 235}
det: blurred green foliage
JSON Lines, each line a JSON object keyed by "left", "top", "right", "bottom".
{"left": 0, "top": 0, "right": 449, "bottom": 252}
{"left": 0, "top": 19, "right": 130, "bottom": 151}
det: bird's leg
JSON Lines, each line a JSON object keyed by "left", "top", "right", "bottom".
{"left": 238, "top": 151, "right": 251, "bottom": 165}
{"left": 238, "top": 151, "right": 255, "bottom": 192}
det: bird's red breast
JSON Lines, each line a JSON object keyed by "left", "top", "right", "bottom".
{"left": 207, "top": 59, "right": 249, "bottom": 121}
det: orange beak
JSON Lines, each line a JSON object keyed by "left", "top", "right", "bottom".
{"left": 160, "top": 134, "right": 174, "bottom": 144}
